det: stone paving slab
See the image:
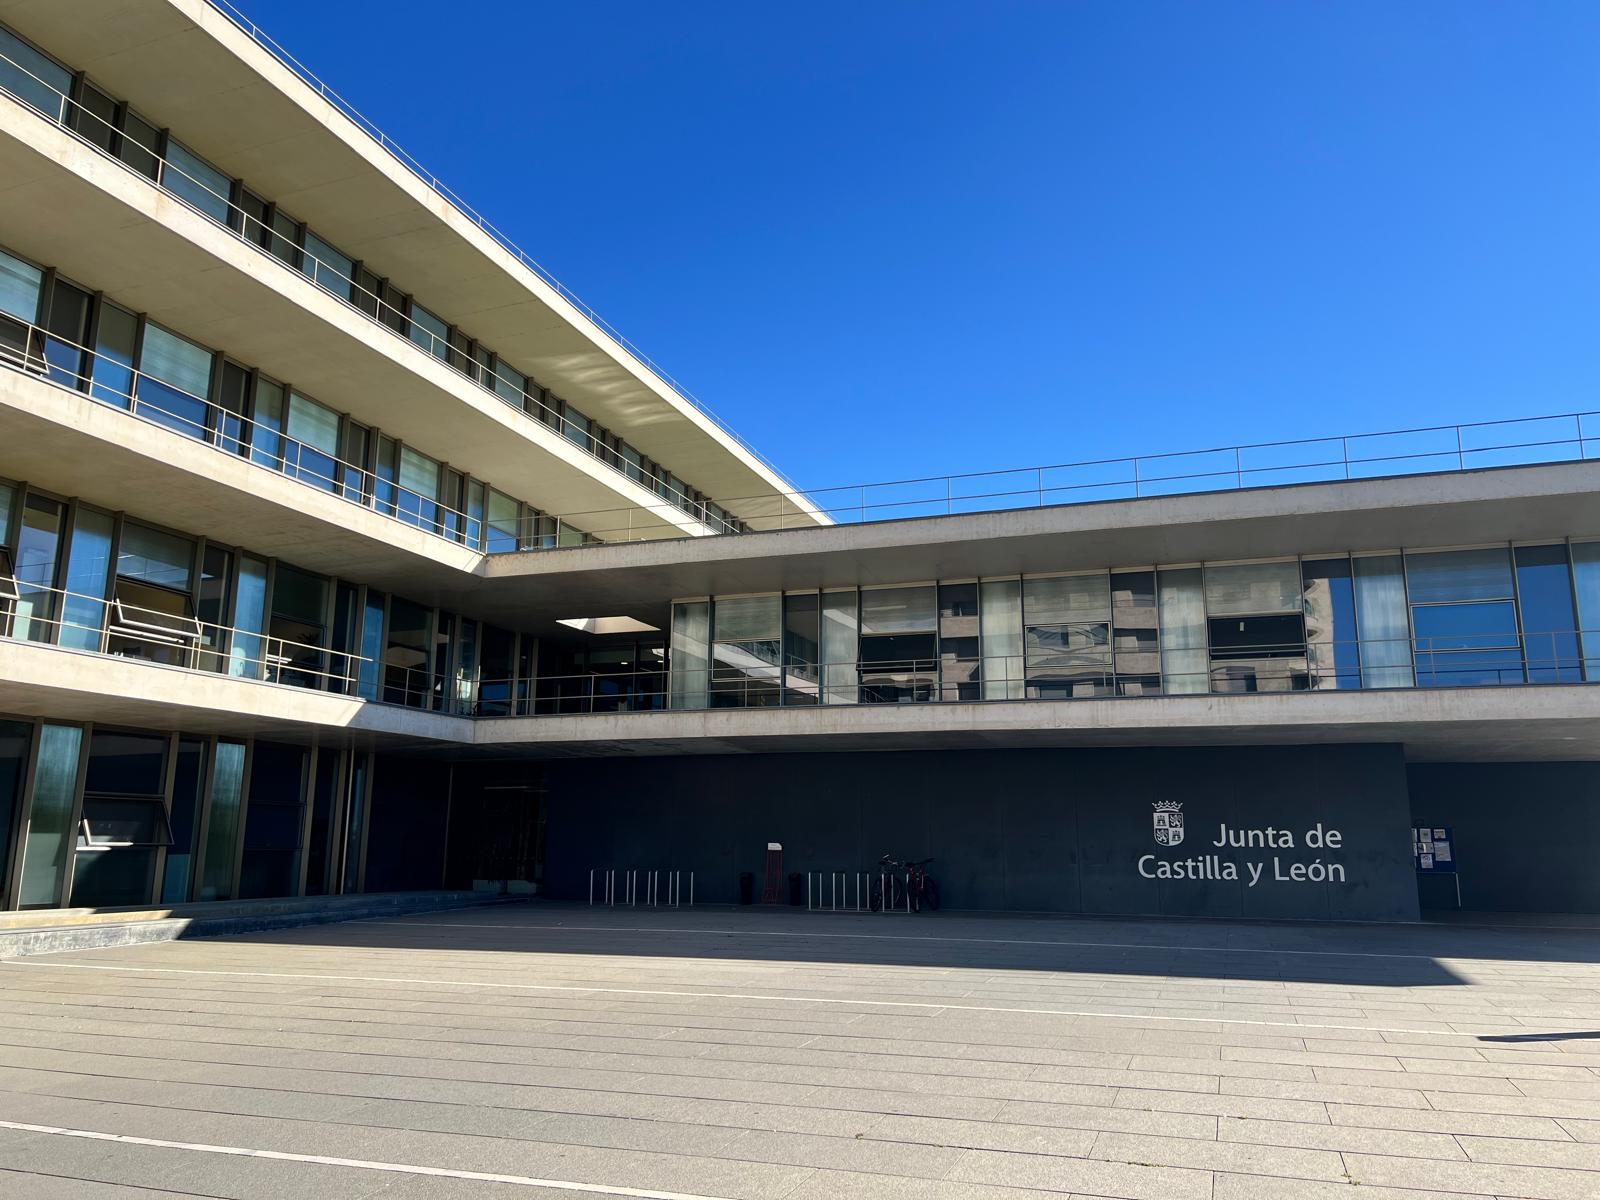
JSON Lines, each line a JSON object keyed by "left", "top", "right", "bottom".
{"left": 1, "top": 901, "right": 1599, "bottom": 1198}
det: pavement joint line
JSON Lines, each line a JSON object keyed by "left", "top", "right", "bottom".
{"left": 361, "top": 919, "right": 1593, "bottom": 965}
{"left": 0, "top": 1118, "right": 744, "bottom": 1199}
{"left": 0, "top": 960, "right": 1524, "bottom": 1039}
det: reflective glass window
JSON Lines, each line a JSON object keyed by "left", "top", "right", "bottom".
{"left": 58, "top": 507, "right": 113, "bottom": 651}
{"left": 72, "top": 82, "right": 118, "bottom": 153}
{"left": 1514, "top": 544, "right": 1581, "bottom": 683}
{"left": 491, "top": 360, "right": 526, "bottom": 407}
{"left": 118, "top": 111, "right": 161, "bottom": 180}
{"left": 1353, "top": 555, "right": 1413, "bottom": 687}
{"left": 300, "top": 232, "right": 354, "bottom": 300}
{"left": 162, "top": 141, "right": 233, "bottom": 225}
{"left": 284, "top": 392, "right": 340, "bottom": 491}
{"left": 1405, "top": 548, "right": 1514, "bottom": 604}
{"left": 408, "top": 304, "right": 449, "bottom": 359}
{"left": 17, "top": 722, "right": 82, "bottom": 908}
{"left": 1302, "top": 557, "right": 1361, "bottom": 689}
{"left": 980, "top": 578, "right": 1023, "bottom": 700}
{"left": 137, "top": 324, "right": 212, "bottom": 438}
{"left": 197, "top": 740, "right": 245, "bottom": 900}
{"left": 0, "top": 247, "right": 42, "bottom": 322}
{"left": 1572, "top": 541, "right": 1600, "bottom": 680}
{"left": 1158, "top": 568, "right": 1206, "bottom": 694}
{"left": 669, "top": 600, "right": 710, "bottom": 709}
{"left": 0, "top": 26, "right": 70, "bottom": 120}
{"left": 486, "top": 490, "right": 519, "bottom": 554}
{"left": 89, "top": 302, "right": 138, "bottom": 409}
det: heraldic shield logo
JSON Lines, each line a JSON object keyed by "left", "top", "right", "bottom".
{"left": 1152, "top": 799, "right": 1185, "bottom": 847}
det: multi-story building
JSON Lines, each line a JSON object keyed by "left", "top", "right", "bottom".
{"left": 1, "top": 1, "right": 1597, "bottom": 922}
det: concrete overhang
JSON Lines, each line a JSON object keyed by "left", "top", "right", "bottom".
{"left": 0, "top": 0, "right": 820, "bottom": 524}
{"left": 463, "top": 461, "right": 1600, "bottom": 630}
{"left": 3, "top": 639, "right": 1593, "bottom": 763}
{"left": 0, "top": 367, "right": 489, "bottom": 595}
{"left": 0, "top": 99, "right": 704, "bottom": 541}
{"left": 0, "top": 639, "right": 469, "bottom": 750}
{"left": 464, "top": 685, "right": 1600, "bottom": 762}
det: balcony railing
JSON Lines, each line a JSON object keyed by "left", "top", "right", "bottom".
{"left": 487, "top": 631, "right": 1596, "bottom": 717}
{"left": 0, "top": 315, "right": 602, "bottom": 552}
{"left": 507, "top": 409, "right": 1600, "bottom": 546}
{"left": 0, "top": 46, "right": 737, "bottom": 531}
{"left": 0, "top": 579, "right": 367, "bottom": 691}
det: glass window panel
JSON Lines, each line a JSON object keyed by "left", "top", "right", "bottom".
{"left": 0, "top": 27, "right": 71, "bottom": 120}
{"left": 14, "top": 492, "right": 64, "bottom": 642}
{"left": 118, "top": 111, "right": 161, "bottom": 180}
{"left": 358, "top": 588, "right": 385, "bottom": 700}
{"left": 782, "top": 593, "right": 820, "bottom": 705}
{"left": 268, "top": 210, "right": 301, "bottom": 266}
{"left": 117, "top": 522, "right": 193, "bottom": 591}
{"left": 17, "top": 723, "right": 82, "bottom": 908}
{"left": 492, "top": 360, "right": 526, "bottom": 406}
{"left": 300, "top": 232, "right": 354, "bottom": 300}
{"left": 408, "top": 304, "right": 449, "bottom": 359}
{"left": 73, "top": 82, "right": 118, "bottom": 154}
{"left": 714, "top": 595, "right": 780, "bottom": 643}
{"left": 228, "top": 554, "right": 268, "bottom": 678}
{"left": 859, "top": 585, "right": 936, "bottom": 634}
{"left": 1024, "top": 573, "right": 1110, "bottom": 624}
{"left": 83, "top": 730, "right": 166, "bottom": 797}
{"left": 1405, "top": 547, "right": 1514, "bottom": 603}
{"left": 980, "top": 578, "right": 1023, "bottom": 700}
{"left": 486, "top": 491, "right": 519, "bottom": 554}
{"left": 0, "top": 720, "right": 31, "bottom": 909}
{"left": 1157, "top": 568, "right": 1206, "bottom": 694}
{"left": 1572, "top": 541, "right": 1600, "bottom": 680}
{"left": 384, "top": 596, "right": 431, "bottom": 707}
{"left": 0, "top": 248, "right": 42, "bottom": 322}
{"left": 197, "top": 740, "right": 245, "bottom": 900}
{"left": 1514, "top": 544, "right": 1582, "bottom": 683}
{"left": 248, "top": 377, "right": 286, "bottom": 469}
{"left": 195, "top": 544, "right": 232, "bottom": 671}
{"left": 87, "top": 302, "right": 137, "bottom": 408}
{"left": 284, "top": 392, "right": 339, "bottom": 491}
{"left": 0, "top": 479, "right": 12, "bottom": 543}
{"left": 162, "top": 141, "right": 233, "bottom": 225}
{"left": 820, "top": 590, "right": 859, "bottom": 704}
{"left": 161, "top": 737, "right": 207, "bottom": 903}
{"left": 1353, "top": 554, "right": 1414, "bottom": 687}
{"left": 1302, "top": 557, "right": 1361, "bottom": 690}
{"left": 41, "top": 280, "right": 91, "bottom": 389}
{"left": 1412, "top": 601, "right": 1518, "bottom": 650}
{"left": 1204, "top": 560, "right": 1302, "bottom": 616}
{"left": 562, "top": 408, "right": 592, "bottom": 449}
{"left": 138, "top": 324, "right": 213, "bottom": 430}
{"left": 398, "top": 446, "right": 440, "bottom": 499}
{"left": 59, "top": 508, "right": 113, "bottom": 651}
{"left": 669, "top": 600, "right": 710, "bottom": 709}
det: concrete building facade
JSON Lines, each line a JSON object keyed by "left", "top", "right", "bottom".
{"left": 1, "top": 1, "right": 1597, "bottom": 921}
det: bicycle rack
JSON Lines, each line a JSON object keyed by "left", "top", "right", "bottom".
{"left": 589, "top": 868, "right": 694, "bottom": 908}
{"left": 806, "top": 870, "right": 912, "bottom": 913}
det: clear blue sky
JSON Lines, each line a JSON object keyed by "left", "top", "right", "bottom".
{"left": 243, "top": 0, "right": 1599, "bottom": 491}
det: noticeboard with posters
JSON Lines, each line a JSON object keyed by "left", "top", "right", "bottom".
{"left": 1413, "top": 826, "right": 1455, "bottom": 873}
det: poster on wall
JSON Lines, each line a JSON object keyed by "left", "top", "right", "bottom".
{"left": 1413, "top": 826, "right": 1455, "bottom": 873}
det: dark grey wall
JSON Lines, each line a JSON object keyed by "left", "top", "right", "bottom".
{"left": 544, "top": 743, "right": 1419, "bottom": 922}
{"left": 1409, "top": 762, "right": 1600, "bottom": 913}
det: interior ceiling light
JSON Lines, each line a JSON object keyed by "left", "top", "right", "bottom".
{"left": 556, "top": 616, "right": 660, "bottom": 635}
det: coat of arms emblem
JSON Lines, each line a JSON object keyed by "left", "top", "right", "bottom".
{"left": 1152, "top": 800, "right": 1184, "bottom": 847}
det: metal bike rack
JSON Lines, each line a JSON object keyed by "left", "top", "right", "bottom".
{"left": 590, "top": 868, "right": 694, "bottom": 907}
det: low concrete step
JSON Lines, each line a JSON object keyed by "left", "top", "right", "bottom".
{"left": 0, "top": 890, "right": 510, "bottom": 957}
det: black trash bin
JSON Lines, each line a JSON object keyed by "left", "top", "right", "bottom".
{"left": 788, "top": 872, "right": 804, "bottom": 906}
{"left": 738, "top": 871, "right": 754, "bottom": 905}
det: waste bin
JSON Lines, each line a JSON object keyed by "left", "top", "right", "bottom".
{"left": 788, "top": 872, "right": 804, "bottom": 906}
{"left": 738, "top": 871, "right": 754, "bottom": 905}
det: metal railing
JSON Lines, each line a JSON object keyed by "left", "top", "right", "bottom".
{"left": 589, "top": 868, "right": 693, "bottom": 907}
{"left": 0, "top": 44, "right": 744, "bottom": 530}
{"left": 198, "top": 0, "right": 797, "bottom": 493}
{"left": 504, "top": 410, "right": 1600, "bottom": 545}
{"left": 0, "top": 580, "right": 367, "bottom": 690}
{"left": 483, "top": 631, "right": 1596, "bottom": 717}
{"left": 0, "top": 314, "right": 608, "bottom": 552}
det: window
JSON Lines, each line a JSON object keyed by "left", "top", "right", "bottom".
{"left": 859, "top": 585, "right": 937, "bottom": 702}
{"left": 1406, "top": 548, "right": 1520, "bottom": 687}
{"left": 486, "top": 490, "right": 520, "bottom": 554}
{"left": 1157, "top": 568, "right": 1206, "bottom": 694}
{"left": 710, "top": 594, "right": 781, "bottom": 707}
{"left": 283, "top": 392, "right": 340, "bottom": 491}
{"left": 161, "top": 141, "right": 233, "bottom": 225}
{"left": 41, "top": 279, "right": 92, "bottom": 389}
{"left": 1111, "top": 570, "right": 1160, "bottom": 696}
{"left": 397, "top": 446, "right": 441, "bottom": 531}
{"left": 71, "top": 81, "right": 119, "bottom": 153}
{"left": 1353, "top": 555, "right": 1413, "bottom": 688}
{"left": 300, "top": 232, "right": 354, "bottom": 301}
{"left": 1023, "top": 573, "right": 1111, "bottom": 698}
{"left": 1514, "top": 545, "right": 1581, "bottom": 683}
{"left": 669, "top": 600, "right": 710, "bottom": 709}
{"left": 1203, "top": 561, "right": 1306, "bottom": 693}
{"left": 89, "top": 302, "right": 138, "bottom": 408}
{"left": 408, "top": 304, "right": 449, "bottom": 359}
{"left": 939, "top": 582, "right": 980, "bottom": 701}
{"left": 562, "top": 407, "right": 592, "bottom": 451}
{"left": 0, "top": 248, "right": 41, "bottom": 371}
{"left": 1302, "top": 558, "right": 1361, "bottom": 689}
{"left": 268, "top": 564, "right": 328, "bottom": 689}
{"left": 268, "top": 210, "right": 301, "bottom": 268}
{"left": 491, "top": 360, "right": 526, "bottom": 407}
{"left": 0, "top": 26, "right": 71, "bottom": 120}
{"left": 136, "top": 324, "right": 213, "bottom": 438}
{"left": 118, "top": 111, "right": 161, "bottom": 180}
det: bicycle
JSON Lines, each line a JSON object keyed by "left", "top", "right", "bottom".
{"left": 869, "top": 854, "right": 940, "bottom": 913}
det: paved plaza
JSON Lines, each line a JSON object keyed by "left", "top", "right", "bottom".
{"left": 1, "top": 904, "right": 1599, "bottom": 1198}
